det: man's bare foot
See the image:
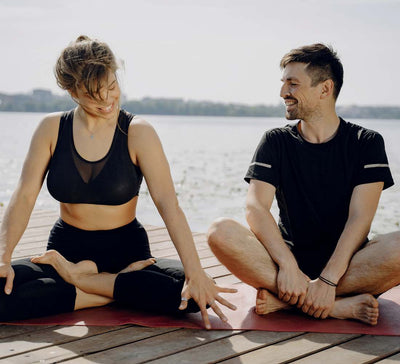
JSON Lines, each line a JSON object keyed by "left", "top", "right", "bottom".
{"left": 255, "top": 289, "right": 379, "bottom": 325}
{"left": 330, "top": 294, "right": 379, "bottom": 325}
{"left": 31, "top": 250, "right": 98, "bottom": 285}
{"left": 255, "top": 288, "right": 291, "bottom": 315}
{"left": 119, "top": 258, "right": 156, "bottom": 273}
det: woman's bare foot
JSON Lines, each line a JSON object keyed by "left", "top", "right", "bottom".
{"left": 329, "top": 294, "right": 379, "bottom": 325}
{"left": 119, "top": 258, "right": 156, "bottom": 273}
{"left": 31, "top": 250, "right": 98, "bottom": 285}
{"left": 255, "top": 288, "right": 291, "bottom": 315}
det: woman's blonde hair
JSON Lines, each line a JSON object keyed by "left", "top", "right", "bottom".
{"left": 55, "top": 35, "right": 118, "bottom": 100}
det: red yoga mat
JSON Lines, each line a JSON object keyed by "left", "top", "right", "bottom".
{"left": 4, "top": 284, "right": 400, "bottom": 336}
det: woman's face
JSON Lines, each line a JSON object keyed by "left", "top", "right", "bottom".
{"left": 72, "top": 70, "right": 121, "bottom": 119}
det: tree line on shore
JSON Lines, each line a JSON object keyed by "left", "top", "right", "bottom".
{"left": 1, "top": 89, "right": 400, "bottom": 119}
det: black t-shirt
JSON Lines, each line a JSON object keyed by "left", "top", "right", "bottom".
{"left": 245, "top": 118, "right": 394, "bottom": 272}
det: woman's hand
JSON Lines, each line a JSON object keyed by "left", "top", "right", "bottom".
{"left": 179, "top": 271, "right": 237, "bottom": 329}
{"left": 0, "top": 262, "right": 15, "bottom": 295}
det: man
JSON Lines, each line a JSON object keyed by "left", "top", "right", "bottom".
{"left": 208, "top": 43, "right": 400, "bottom": 325}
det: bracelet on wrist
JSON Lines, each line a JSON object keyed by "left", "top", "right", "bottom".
{"left": 318, "top": 275, "right": 337, "bottom": 287}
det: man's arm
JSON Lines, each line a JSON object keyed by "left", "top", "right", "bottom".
{"left": 301, "top": 182, "right": 383, "bottom": 318}
{"left": 246, "top": 179, "right": 309, "bottom": 306}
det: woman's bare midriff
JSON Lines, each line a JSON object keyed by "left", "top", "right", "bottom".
{"left": 60, "top": 196, "right": 139, "bottom": 231}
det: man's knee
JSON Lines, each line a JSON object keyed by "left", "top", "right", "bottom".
{"left": 368, "top": 230, "right": 400, "bottom": 265}
{"left": 207, "top": 217, "right": 240, "bottom": 251}
{"left": 393, "top": 231, "right": 400, "bottom": 244}
{"left": 373, "top": 230, "right": 400, "bottom": 247}
{"left": 388, "top": 231, "right": 400, "bottom": 260}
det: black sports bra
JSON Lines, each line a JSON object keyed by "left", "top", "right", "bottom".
{"left": 46, "top": 109, "right": 143, "bottom": 205}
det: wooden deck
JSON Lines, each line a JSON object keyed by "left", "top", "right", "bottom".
{"left": 0, "top": 208, "right": 399, "bottom": 364}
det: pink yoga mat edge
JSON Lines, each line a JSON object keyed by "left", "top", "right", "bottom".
{"left": 2, "top": 285, "right": 399, "bottom": 336}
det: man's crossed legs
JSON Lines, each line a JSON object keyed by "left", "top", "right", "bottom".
{"left": 208, "top": 218, "right": 400, "bottom": 325}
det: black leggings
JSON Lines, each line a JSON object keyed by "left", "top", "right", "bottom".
{"left": 0, "top": 218, "right": 199, "bottom": 321}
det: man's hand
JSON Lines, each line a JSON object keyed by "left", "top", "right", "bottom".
{"left": 277, "top": 265, "right": 309, "bottom": 306}
{"left": 300, "top": 278, "right": 336, "bottom": 319}
{"left": 0, "top": 262, "right": 14, "bottom": 295}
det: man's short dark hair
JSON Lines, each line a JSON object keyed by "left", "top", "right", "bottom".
{"left": 280, "top": 43, "right": 344, "bottom": 100}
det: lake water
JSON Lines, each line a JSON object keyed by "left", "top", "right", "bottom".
{"left": 0, "top": 112, "right": 399, "bottom": 234}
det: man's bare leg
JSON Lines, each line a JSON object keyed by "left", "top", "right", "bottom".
{"left": 31, "top": 251, "right": 156, "bottom": 304}
{"left": 208, "top": 218, "right": 296, "bottom": 317}
{"left": 336, "top": 231, "right": 400, "bottom": 296}
{"left": 207, "top": 218, "right": 280, "bottom": 292}
{"left": 207, "top": 218, "right": 397, "bottom": 325}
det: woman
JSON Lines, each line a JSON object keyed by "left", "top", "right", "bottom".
{"left": 0, "top": 36, "right": 236, "bottom": 329}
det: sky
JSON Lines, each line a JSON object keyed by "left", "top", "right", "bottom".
{"left": 1, "top": 0, "right": 399, "bottom": 106}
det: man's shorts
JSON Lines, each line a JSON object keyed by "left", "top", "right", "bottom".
{"left": 286, "top": 238, "right": 369, "bottom": 279}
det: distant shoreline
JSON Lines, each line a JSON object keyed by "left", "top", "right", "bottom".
{"left": 1, "top": 89, "right": 400, "bottom": 119}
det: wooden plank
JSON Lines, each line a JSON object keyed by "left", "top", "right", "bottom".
{"left": 291, "top": 335, "right": 400, "bottom": 364}
{"left": 62, "top": 329, "right": 239, "bottom": 364}
{"left": 0, "top": 325, "right": 124, "bottom": 360}
{"left": 205, "top": 265, "right": 233, "bottom": 278}
{"left": 149, "top": 330, "right": 304, "bottom": 364}
{"left": 200, "top": 256, "right": 222, "bottom": 268}
{"left": 1, "top": 326, "right": 178, "bottom": 363}
{"left": 7, "top": 241, "right": 48, "bottom": 253}
{"left": 149, "top": 240, "right": 175, "bottom": 250}
{"left": 0, "top": 325, "right": 55, "bottom": 340}
{"left": 12, "top": 248, "right": 47, "bottom": 259}
{"left": 17, "top": 227, "right": 53, "bottom": 240}
{"left": 375, "top": 352, "right": 400, "bottom": 363}
{"left": 214, "top": 275, "right": 241, "bottom": 285}
{"left": 218, "top": 333, "right": 361, "bottom": 364}
{"left": 155, "top": 246, "right": 214, "bottom": 259}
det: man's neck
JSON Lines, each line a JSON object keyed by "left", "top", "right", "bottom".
{"left": 298, "top": 112, "right": 340, "bottom": 144}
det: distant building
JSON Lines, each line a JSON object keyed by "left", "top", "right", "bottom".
{"left": 32, "top": 89, "right": 53, "bottom": 101}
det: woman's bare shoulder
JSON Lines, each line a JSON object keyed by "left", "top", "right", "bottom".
{"left": 128, "top": 116, "right": 159, "bottom": 140}
{"left": 130, "top": 115, "right": 154, "bottom": 129}
{"left": 33, "top": 111, "right": 65, "bottom": 144}
{"left": 36, "top": 111, "right": 63, "bottom": 130}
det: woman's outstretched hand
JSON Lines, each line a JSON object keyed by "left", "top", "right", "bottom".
{"left": 0, "top": 262, "right": 14, "bottom": 295}
{"left": 179, "top": 271, "right": 237, "bottom": 329}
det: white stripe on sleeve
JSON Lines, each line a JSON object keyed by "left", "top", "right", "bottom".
{"left": 364, "top": 164, "right": 389, "bottom": 169}
{"left": 249, "top": 161, "right": 272, "bottom": 169}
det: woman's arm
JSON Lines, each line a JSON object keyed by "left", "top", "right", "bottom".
{"left": 0, "top": 114, "right": 58, "bottom": 293}
{"left": 130, "top": 119, "right": 236, "bottom": 329}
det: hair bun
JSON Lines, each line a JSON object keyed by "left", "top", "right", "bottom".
{"left": 76, "top": 35, "right": 91, "bottom": 43}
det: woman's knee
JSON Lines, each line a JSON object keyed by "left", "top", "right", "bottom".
{"left": 113, "top": 269, "right": 186, "bottom": 313}
{"left": 0, "top": 278, "right": 76, "bottom": 321}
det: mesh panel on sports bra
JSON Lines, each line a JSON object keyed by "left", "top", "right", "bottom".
{"left": 71, "top": 146, "right": 109, "bottom": 184}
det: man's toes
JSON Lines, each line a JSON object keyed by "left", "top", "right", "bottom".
{"left": 256, "top": 288, "right": 268, "bottom": 302}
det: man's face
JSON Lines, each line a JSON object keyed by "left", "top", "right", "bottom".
{"left": 280, "top": 62, "right": 322, "bottom": 121}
